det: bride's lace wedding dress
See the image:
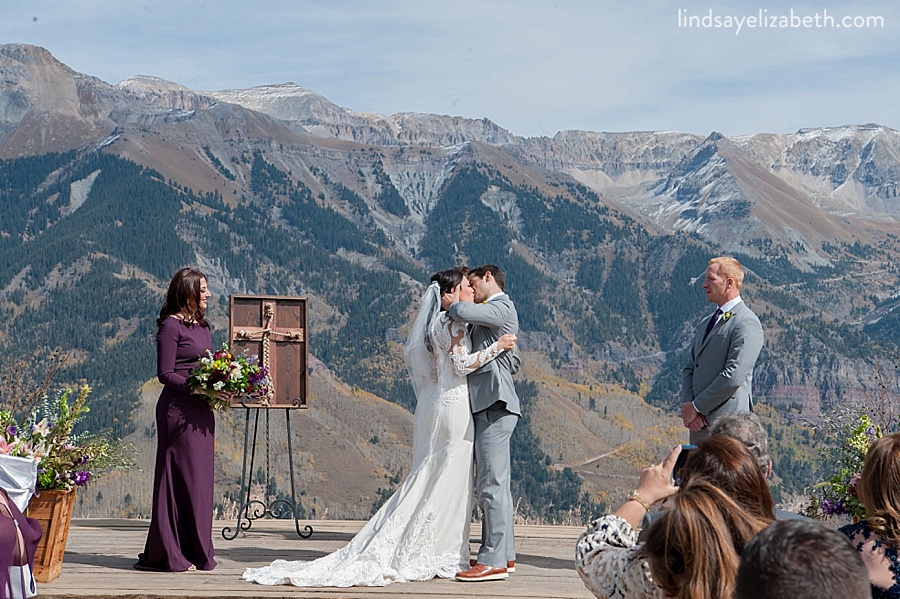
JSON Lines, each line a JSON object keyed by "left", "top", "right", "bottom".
{"left": 242, "top": 311, "right": 506, "bottom": 587}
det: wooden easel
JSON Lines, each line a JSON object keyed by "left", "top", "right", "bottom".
{"left": 221, "top": 295, "right": 312, "bottom": 540}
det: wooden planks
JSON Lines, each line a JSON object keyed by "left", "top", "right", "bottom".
{"left": 37, "top": 519, "right": 595, "bottom": 599}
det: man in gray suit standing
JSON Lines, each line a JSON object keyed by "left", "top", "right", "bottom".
{"left": 447, "top": 264, "right": 520, "bottom": 582}
{"left": 680, "top": 257, "right": 764, "bottom": 443}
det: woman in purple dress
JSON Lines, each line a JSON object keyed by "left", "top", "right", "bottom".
{"left": 135, "top": 268, "right": 216, "bottom": 572}
{"left": 0, "top": 487, "right": 41, "bottom": 599}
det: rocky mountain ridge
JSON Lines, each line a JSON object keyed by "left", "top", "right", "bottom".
{"left": 0, "top": 43, "right": 898, "bottom": 518}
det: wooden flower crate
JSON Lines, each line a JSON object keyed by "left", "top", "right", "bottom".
{"left": 27, "top": 488, "right": 76, "bottom": 582}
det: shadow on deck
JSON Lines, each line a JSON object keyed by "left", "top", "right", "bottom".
{"left": 38, "top": 519, "right": 594, "bottom": 598}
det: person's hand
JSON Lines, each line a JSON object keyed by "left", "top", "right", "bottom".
{"left": 681, "top": 401, "right": 701, "bottom": 428}
{"left": 212, "top": 390, "right": 239, "bottom": 402}
{"left": 687, "top": 414, "right": 708, "bottom": 432}
{"left": 440, "top": 287, "right": 460, "bottom": 310}
{"left": 635, "top": 445, "right": 681, "bottom": 505}
{"left": 497, "top": 334, "right": 517, "bottom": 351}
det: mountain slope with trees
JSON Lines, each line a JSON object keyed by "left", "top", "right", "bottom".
{"left": 0, "top": 44, "right": 898, "bottom": 519}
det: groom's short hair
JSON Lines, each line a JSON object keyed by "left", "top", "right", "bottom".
{"left": 470, "top": 264, "right": 505, "bottom": 291}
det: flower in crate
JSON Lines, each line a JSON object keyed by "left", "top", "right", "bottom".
{"left": 1, "top": 385, "right": 133, "bottom": 491}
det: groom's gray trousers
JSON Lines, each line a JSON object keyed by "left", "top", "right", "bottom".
{"left": 474, "top": 401, "right": 518, "bottom": 568}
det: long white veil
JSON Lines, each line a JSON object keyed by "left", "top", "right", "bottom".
{"left": 404, "top": 282, "right": 440, "bottom": 405}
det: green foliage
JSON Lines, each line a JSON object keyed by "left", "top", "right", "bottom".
{"left": 0, "top": 385, "right": 134, "bottom": 490}
{"left": 804, "top": 413, "right": 881, "bottom": 519}
{"left": 1, "top": 144, "right": 897, "bottom": 523}
{"left": 645, "top": 237, "right": 710, "bottom": 349}
{"left": 645, "top": 351, "right": 688, "bottom": 409}
{"left": 203, "top": 146, "right": 235, "bottom": 181}
{"left": 371, "top": 159, "right": 409, "bottom": 217}
{"left": 511, "top": 380, "right": 604, "bottom": 522}
{"left": 0, "top": 152, "right": 193, "bottom": 284}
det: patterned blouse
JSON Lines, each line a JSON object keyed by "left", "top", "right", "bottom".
{"left": 575, "top": 515, "right": 663, "bottom": 599}
{"left": 840, "top": 519, "right": 900, "bottom": 599}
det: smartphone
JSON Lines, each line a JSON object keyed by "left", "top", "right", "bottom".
{"left": 673, "top": 444, "right": 697, "bottom": 486}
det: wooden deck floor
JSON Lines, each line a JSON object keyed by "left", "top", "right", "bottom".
{"left": 37, "top": 519, "right": 595, "bottom": 598}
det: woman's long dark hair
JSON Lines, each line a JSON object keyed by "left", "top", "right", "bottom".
{"left": 642, "top": 478, "right": 772, "bottom": 599}
{"left": 157, "top": 267, "right": 209, "bottom": 327}
{"left": 858, "top": 432, "right": 900, "bottom": 547}
{"left": 680, "top": 435, "right": 776, "bottom": 521}
{"left": 424, "top": 268, "right": 467, "bottom": 352}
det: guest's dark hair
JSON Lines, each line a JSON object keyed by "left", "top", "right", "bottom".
{"left": 642, "top": 479, "right": 772, "bottom": 599}
{"left": 157, "top": 267, "right": 209, "bottom": 327}
{"left": 470, "top": 264, "right": 505, "bottom": 291}
{"left": 681, "top": 434, "right": 775, "bottom": 521}
{"left": 707, "top": 411, "right": 770, "bottom": 473}
{"left": 735, "top": 519, "right": 870, "bottom": 599}
{"left": 858, "top": 432, "right": 900, "bottom": 547}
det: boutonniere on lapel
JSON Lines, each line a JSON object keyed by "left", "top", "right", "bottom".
{"left": 721, "top": 311, "right": 733, "bottom": 322}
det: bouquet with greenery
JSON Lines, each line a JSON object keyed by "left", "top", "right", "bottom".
{"left": 0, "top": 384, "right": 134, "bottom": 491}
{"left": 805, "top": 413, "right": 881, "bottom": 520}
{"left": 187, "top": 344, "right": 271, "bottom": 411}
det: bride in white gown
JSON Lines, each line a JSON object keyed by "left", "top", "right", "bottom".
{"left": 242, "top": 268, "right": 517, "bottom": 587}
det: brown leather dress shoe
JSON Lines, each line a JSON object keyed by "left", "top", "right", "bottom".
{"left": 469, "top": 558, "right": 515, "bottom": 573}
{"left": 455, "top": 563, "right": 509, "bottom": 581}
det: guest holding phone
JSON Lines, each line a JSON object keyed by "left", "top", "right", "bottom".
{"left": 576, "top": 437, "right": 775, "bottom": 599}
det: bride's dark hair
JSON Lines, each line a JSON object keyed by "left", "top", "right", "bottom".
{"left": 424, "top": 268, "right": 468, "bottom": 353}
{"left": 430, "top": 268, "right": 465, "bottom": 297}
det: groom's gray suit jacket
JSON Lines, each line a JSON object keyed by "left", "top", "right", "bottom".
{"left": 681, "top": 300, "right": 764, "bottom": 440}
{"left": 447, "top": 294, "right": 521, "bottom": 416}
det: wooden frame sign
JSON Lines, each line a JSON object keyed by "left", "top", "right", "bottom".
{"left": 229, "top": 295, "right": 308, "bottom": 409}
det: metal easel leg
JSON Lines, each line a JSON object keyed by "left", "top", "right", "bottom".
{"left": 222, "top": 408, "right": 312, "bottom": 539}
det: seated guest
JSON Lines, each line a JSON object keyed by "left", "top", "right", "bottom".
{"left": 678, "top": 434, "right": 775, "bottom": 521}
{"left": 708, "top": 411, "right": 771, "bottom": 474}
{"left": 643, "top": 480, "right": 772, "bottom": 599}
{"left": 736, "top": 519, "right": 870, "bottom": 599}
{"left": 639, "top": 433, "right": 779, "bottom": 538}
{"left": 840, "top": 432, "right": 900, "bottom": 598}
{"left": 708, "top": 411, "right": 810, "bottom": 520}
{"left": 575, "top": 440, "right": 774, "bottom": 599}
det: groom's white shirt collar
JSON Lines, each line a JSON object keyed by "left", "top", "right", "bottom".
{"left": 484, "top": 292, "right": 504, "bottom": 303}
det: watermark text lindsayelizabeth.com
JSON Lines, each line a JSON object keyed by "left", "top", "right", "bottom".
{"left": 677, "top": 8, "right": 884, "bottom": 35}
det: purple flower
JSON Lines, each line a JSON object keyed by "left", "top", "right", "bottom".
{"left": 6, "top": 425, "right": 15, "bottom": 437}
{"left": 73, "top": 470, "right": 92, "bottom": 487}
{"left": 821, "top": 498, "right": 847, "bottom": 516}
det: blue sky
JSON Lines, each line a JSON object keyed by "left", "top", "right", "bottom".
{"left": 2, "top": 0, "right": 898, "bottom": 138}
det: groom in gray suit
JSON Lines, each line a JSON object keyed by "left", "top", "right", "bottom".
{"left": 680, "top": 257, "right": 764, "bottom": 443}
{"left": 447, "top": 265, "right": 521, "bottom": 582}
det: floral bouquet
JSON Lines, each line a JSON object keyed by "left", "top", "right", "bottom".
{"left": 0, "top": 385, "right": 134, "bottom": 491}
{"left": 805, "top": 413, "right": 881, "bottom": 520}
{"left": 187, "top": 344, "right": 271, "bottom": 411}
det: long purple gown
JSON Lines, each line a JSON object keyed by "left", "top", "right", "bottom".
{"left": 135, "top": 316, "right": 216, "bottom": 572}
